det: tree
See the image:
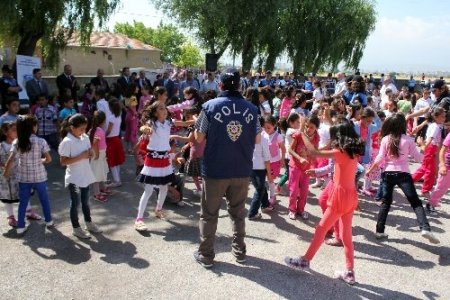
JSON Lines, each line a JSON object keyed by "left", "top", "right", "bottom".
{"left": 175, "top": 42, "right": 203, "bottom": 68}
{"left": 114, "top": 21, "right": 186, "bottom": 63}
{"left": 0, "top": 0, "right": 119, "bottom": 69}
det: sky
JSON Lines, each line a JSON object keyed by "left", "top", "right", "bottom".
{"left": 107, "top": 0, "right": 450, "bottom": 73}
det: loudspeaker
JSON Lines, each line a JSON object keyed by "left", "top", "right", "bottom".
{"left": 205, "top": 53, "right": 219, "bottom": 72}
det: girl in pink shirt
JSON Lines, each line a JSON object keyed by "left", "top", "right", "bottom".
{"left": 89, "top": 111, "right": 110, "bottom": 202}
{"left": 279, "top": 86, "right": 296, "bottom": 119}
{"left": 366, "top": 113, "right": 439, "bottom": 244}
{"left": 138, "top": 85, "right": 153, "bottom": 115}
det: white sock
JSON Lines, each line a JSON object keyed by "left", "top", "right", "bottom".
{"left": 269, "top": 182, "right": 276, "bottom": 199}
{"left": 26, "top": 202, "right": 31, "bottom": 212}
{"left": 4, "top": 203, "right": 14, "bottom": 217}
{"left": 137, "top": 184, "right": 154, "bottom": 219}
{"left": 156, "top": 185, "right": 168, "bottom": 211}
{"left": 110, "top": 166, "right": 121, "bottom": 183}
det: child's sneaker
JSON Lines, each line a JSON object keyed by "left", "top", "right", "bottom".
{"left": 100, "top": 188, "right": 113, "bottom": 195}
{"left": 288, "top": 211, "right": 296, "bottom": 220}
{"left": 248, "top": 213, "right": 262, "bottom": 221}
{"left": 85, "top": 222, "right": 102, "bottom": 233}
{"left": 421, "top": 230, "right": 440, "bottom": 244}
{"left": 261, "top": 206, "right": 275, "bottom": 213}
{"left": 284, "top": 256, "right": 309, "bottom": 271}
{"left": 335, "top": 270, "right": 356, "bottom": 285}
{"left": 134, "top": 219, "right": 148, "bottom": 232}
{"left": 154, "top": 210, "right": 166, "bottom": 219}
{"left": 300, "top": 211, "right": 309, "bottom": 220}
{"left": 193, "top": 189, "right": 202, "bottom": 197}
{"left": 94, "top": 194, "right": 108, "bottom": 203}
{"left": 26, "top": 210, "right": 42, "bottom": 220}
{"left": 7, "top": 215, "right": 17, "bottom": 227}
{"left": 176, "top": 200, "right": 185, "bottom": 207}
{"left": 73, "top": 227, "right": 91, "bottom": 239}
{"left": 425, "top": 203, "right": 437, "bottom": 215}
{"left": 375, "top": 232, "right": 388, "bottom": 239}
{"left": 45, "top": 221, "right": 55, "bottom": 228}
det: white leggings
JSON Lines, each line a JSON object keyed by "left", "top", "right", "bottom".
{"left": 4, "top": 202, "right": 32, "bottom": 217}
{"left": 110, "top": 166, "right": 121, "bottom": 183}
{"left": 136, "top": 184, "right": 168, "bottom": 219}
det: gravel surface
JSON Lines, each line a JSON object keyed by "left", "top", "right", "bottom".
{"left": 0, "top": 154, "right": 448, "bottom": 300}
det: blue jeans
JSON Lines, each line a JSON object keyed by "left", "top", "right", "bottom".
{"left": 68, "top": 184, "right": 91, "bottom": 228}
{"left": 376, "top": 171, "right": 430, "bottom": 233}
{"left": 248, "top": 169, "right": 270, "bottom": 218}
{"left": 18, "top": 182, "right": 52, "bottom": 229}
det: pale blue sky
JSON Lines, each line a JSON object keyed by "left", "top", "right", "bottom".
{"left": 107, "top": 0, "right": 450, "bottom": 73}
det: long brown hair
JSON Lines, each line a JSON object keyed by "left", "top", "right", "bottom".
{"left": 381, "top": 113, "right": 407, "bottom": 158}
{"left": 89, "top": 111, "right": 106, "bottom": 143}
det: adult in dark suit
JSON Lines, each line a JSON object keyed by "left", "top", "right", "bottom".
{"left": 117, "top": 67, "right": 131, "bottom": 98}
{"left": 56, "top": 64, "right": 80, "bottom": 100}
{"left": 163, "top": 71, "right": 176, "bottom": 99}
{"left": 25, "top": 68, "right": 49, "bottom": 105}
{"left": 90, "top": 68, "right": 110, "bottom": 93}
{"left": 135, "top": 70, "right": 151, "bottom": 99}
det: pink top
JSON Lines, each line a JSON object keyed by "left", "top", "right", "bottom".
{"left": 167, "top": 99, "right": 195, "bottom": 113}
{"left": 279, "top": 97, "right": 295, "bottom": 119}
{"left": 94, "top": 127, "right": 107, "bottom": 151}
{"left": 190, "top": 138, "right": 206, "bottom": 159}
{"left": 374, "top": 134, "right": 422, "bottom": 173}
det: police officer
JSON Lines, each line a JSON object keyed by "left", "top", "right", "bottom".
{"left": 193, "top": 69, "right": 261, "bottom": 268}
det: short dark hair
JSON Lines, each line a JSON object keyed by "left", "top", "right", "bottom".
{"left": 33, "top": 68, "right": 41, "bottom": 75}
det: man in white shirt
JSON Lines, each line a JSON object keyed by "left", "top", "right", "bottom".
{"left": 333, "top": 72, "right": 346, "bottom": 97}
{"left": 201, "top": 72, "right": 220, "bottom": 93}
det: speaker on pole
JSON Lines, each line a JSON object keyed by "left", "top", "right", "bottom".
{"left": 205, "top": 53, "right": 219, "bottom": 72}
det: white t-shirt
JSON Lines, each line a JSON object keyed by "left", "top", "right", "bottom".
{"left": 96, "top": 99, "right": 112, "bottom": 132}
{"left": 147, "top": 120, "right": 171, "bottom": 151}
{"left": 318, "top": 123, "right": 331, "bottom": 148}
{"left": 58, "top": 133, "right": 96, "bottom": 188}
{"left": 253, "top": 133, "right": 270, "bottom": 170}
{"left": 285, "top": 128, "right": 297, "bottom": 160}
{"left": 414, "top": 97, "right": 432, "bottom": 113}
{"left": 334, "top": 80, "right": 347, "bottom": 96}
{"left": 313, "top": 88, "right": 324, "bottom": 101}
{"left": 426, "top": 123, "right": 443, "bottom": 146}
{"left": 107, "top": 114, "right": 122, "bottom": 138}
{"left": 384, "top": 110, "right": 394, "bottom": 119}
{"left": 380, "top": 83, "right": 398, "bottom": 107}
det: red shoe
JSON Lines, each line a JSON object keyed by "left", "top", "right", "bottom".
{"left": 7, "top": 215, "right": 17, "bottom": 227}
{"left": 26, "top": 211, "right": 42, "bottom": 220}
{"left": 94, "top": 194, "right": 108, "bottom": 203}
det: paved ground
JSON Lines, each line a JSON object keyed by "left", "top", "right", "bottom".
{"left": 0, "top": 153, "right": 449, "bottom": 300}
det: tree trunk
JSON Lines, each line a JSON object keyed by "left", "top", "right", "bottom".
{"left": 12, "top": 32, "right": 42, "bottom": 75}
{"left": 241, "top": 37, "right": 256, "bottom": 71}
{"left": 265, "top": 53, "right": 277, "bottom": 72}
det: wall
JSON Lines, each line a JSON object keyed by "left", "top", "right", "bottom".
{"left": 48, "top": 46, "right": 163, "bottom": 76}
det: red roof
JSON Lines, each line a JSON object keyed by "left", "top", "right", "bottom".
{"left": 66, "top": 31, "right": 160, "bottom": 51}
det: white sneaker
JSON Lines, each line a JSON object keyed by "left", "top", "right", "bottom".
{"left": 17, "top": 222, "right": 30, "bottom": 235}
{"left": 85, "top": 222, "right": 102, "bottom": 233}
{"left": 421, "top": 230, "right": 440, "bottom": 244}
{"left": 73, "top": 227, "right": 91, "bottom": 239}
{"left": 375, "top": 232, "right": 388, "bottom": 239}
{"left": 288, "top": 212, "right": 296, "bottom": 220}
{"left": 46, "top": 220, "right": 55, "bottom": 228}
{"left": 176, "top": 200, "right": 185, "bottom": 207}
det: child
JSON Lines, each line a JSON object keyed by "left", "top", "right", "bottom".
{"left": 105, "top": 99, "right": 126, "bottom": 187}
{"left": 352, "top": 107, "right": 381, "bottom": 196}
{"left": 279, "top": 86, "right": 296, "bottom": 119}
{"left": 285, "top": 120, "right": 365, "bottom": 285}
{"left": 59, "top": 114, "right": 101, "bottom": 239}
{"left": 154, "top": 86, "right": 168, "bottom": 105}
{"left": 248, "top": 119, "right": 273, "bottom": 220}
{"left": 288, "top": 115, "right": 320, "bottom": 220}
{"left": 168, "top": 87, "right": 200, "bottom": 114}
{"left": 124, "top": 96, "right": 139, "bottom": 153}
{"left": 134, "top": 133, "right": 150, "bottom": 176}
{"left": 366, "top": 113, "right": 439, "bottom": 244}
{"left": 138, "top": 85, "right": 153, "bottom": 114}
{"left": 134, "top": 102, "right": 181, "bottom": 231}
{"left": 412, "top": 107, "right": 446, "bottom": 196}
{"left": 258, "top": 88, "right": 273, "bottom": 117}
{"left": 383, "top": 99, "right": 397, "bottom": 119}
{"left": 262, "top": 115, "right": 286, "bottom": 206}
{"left": 89, "top": 111, "right": 110, "bottom": 202}
{"left": 272, "top": 88, "right": 284, "bottom": 119}
{"left": 80, "top": 83, "right": 95, "bottom": 124}
{"left": 35, "top": 93, "right": 59, "bottom": 151}
{"left": 0, "top": 98, "right": 20, "bottom": 126}
{"left": 427, "top": 129, "right": 450, "bottom": 212}
{"left": 59, "top": 96, "right": 77, "bottom": 121}
{"left": 290, "top": 93, "right": 309, "bottom": 117}
{"left": 312, "top": 107, "right": 333, "bottom": 188}
{"left": 277, "top": 113, "right": 301, "bottom": 195}
{"left": 0, "top": 122, "right": 41, "bottom": 227}
{"left": 310, "top": 80, "right": 324, "bottom": 110}
{"left": 4, "top": 116, "right": 54, "bottom": 235}
{"left": 183, "top": 109, "right": 206, "bottom": 196}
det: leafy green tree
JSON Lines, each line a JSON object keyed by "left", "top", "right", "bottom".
{"left": 114, "top": 21, "right": 186, "bottom": 63}
{"left": 0, "top": 0, "right": 119, "bottom": 68}
{"left": 175, "top": 42, "right": 203, "bottom": 68}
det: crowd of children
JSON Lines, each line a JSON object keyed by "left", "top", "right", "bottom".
{"left": 0, "top": 70, "right": 449, "bottom": 286}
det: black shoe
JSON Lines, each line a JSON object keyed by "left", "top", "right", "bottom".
{"left": 426, "top": 203, "right": 437, "bottom": 215}
{"left": 235, "top": 256, "right": 247, "bottom": 264}
{"left": 193, "top": 251, "right": 213, "bottom": 268}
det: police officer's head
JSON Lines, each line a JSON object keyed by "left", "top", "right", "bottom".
{"left": 220, "top": 68, "right": 240, "bottom": 92}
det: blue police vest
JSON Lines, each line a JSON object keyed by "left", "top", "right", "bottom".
{"left": 201, "top": 91, "right": 258, "bottom": 179}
